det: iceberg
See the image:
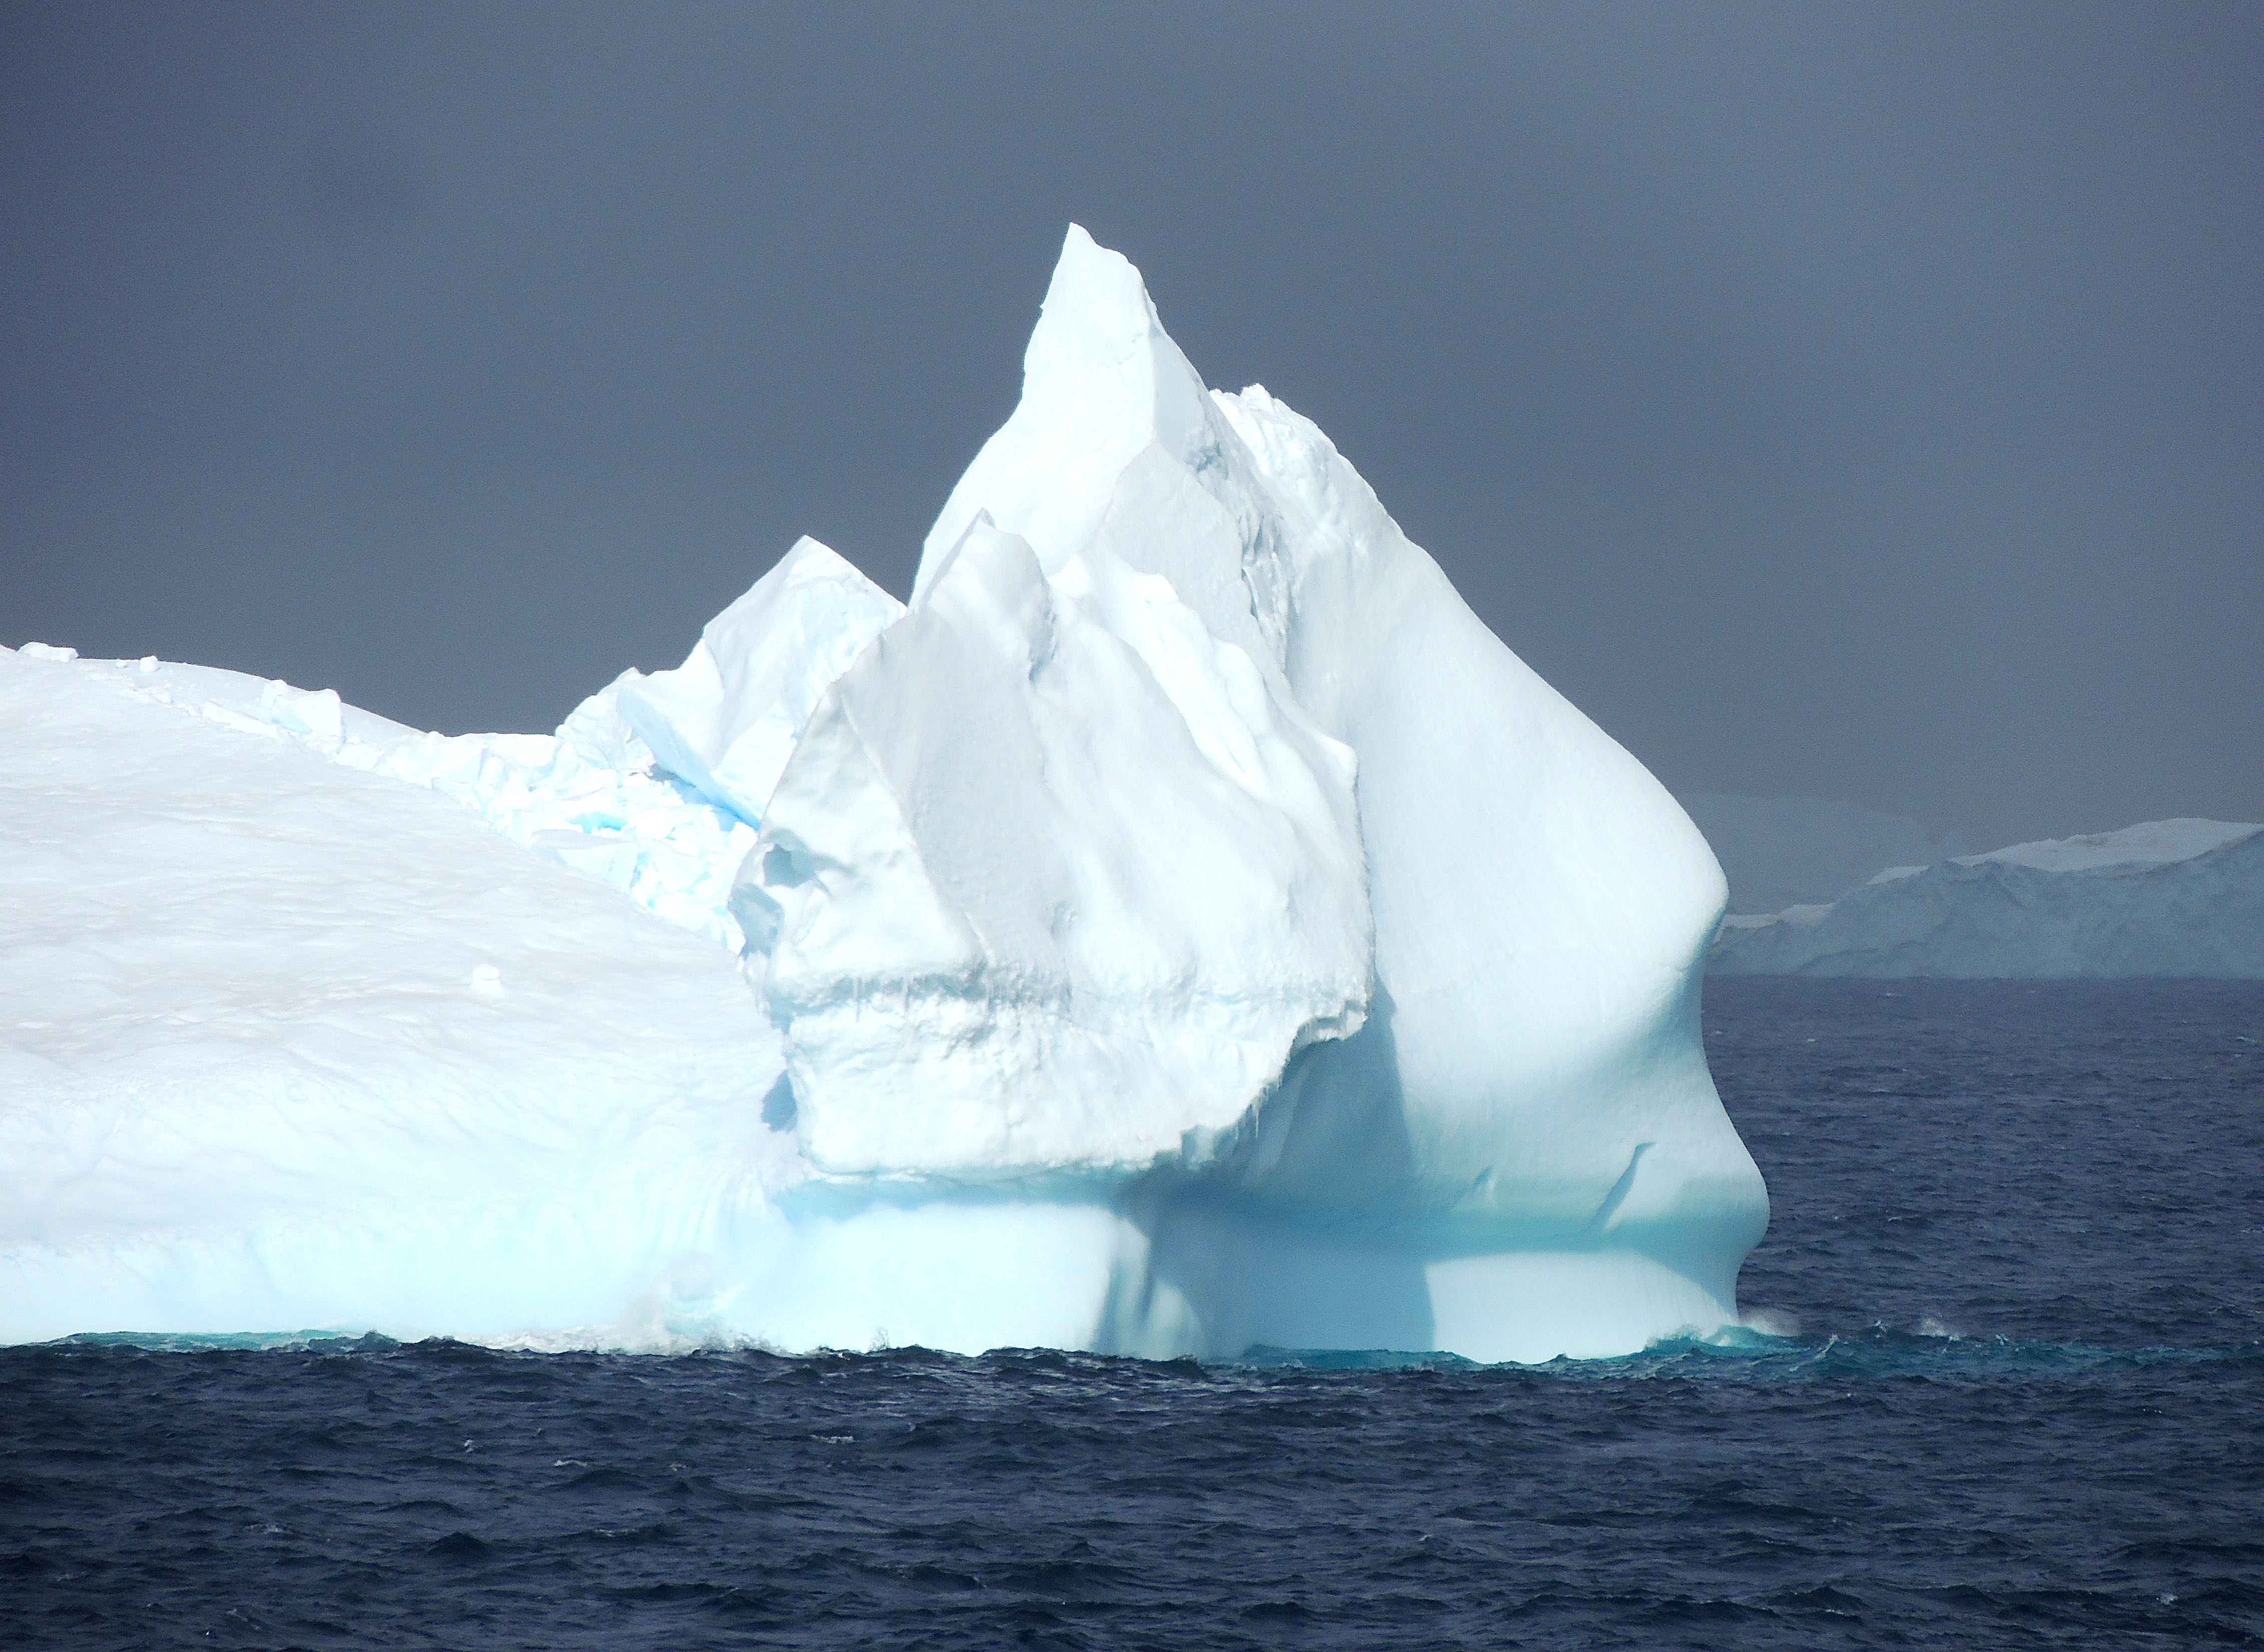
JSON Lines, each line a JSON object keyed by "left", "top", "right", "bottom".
{"left": 1711, "top": 817, "right": 2264, "bottom": 977}
{"left": 1, "top": 228, "right": 1767, "bottom": 1361}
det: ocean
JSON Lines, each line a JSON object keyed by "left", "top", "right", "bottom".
{"left": 5, "top": 979, "right": 2259, "bottom": 1649}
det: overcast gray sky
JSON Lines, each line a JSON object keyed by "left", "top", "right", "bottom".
{"left": 4, "top": 2, "right": 2257, "bottom": 847}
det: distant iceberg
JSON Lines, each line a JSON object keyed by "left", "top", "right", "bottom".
{"left": 0, "top": 228, "right": 1767, "bottom": 1361}
{"left": 1711, "top": 818, "right": 2264, "bottom": 977}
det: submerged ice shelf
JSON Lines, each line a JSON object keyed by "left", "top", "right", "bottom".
{"left": 1, "top": 229, "right": 1768, "bottom": 1361}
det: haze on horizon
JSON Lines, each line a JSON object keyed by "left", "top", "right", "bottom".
{"left": 3, "top": 2, "right": 2258, "bottom": 850}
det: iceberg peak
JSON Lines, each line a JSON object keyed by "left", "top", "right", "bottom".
{"left": 919, "top": 226, "right": 1217, "bottom": 595}
{"left": 614, "top": 535, "right": 903, "bottom": 824}
{"left": 1021, "top": 226, "right": 1207, "bottom": 436}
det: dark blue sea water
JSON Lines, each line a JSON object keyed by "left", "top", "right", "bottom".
{"left": 4, "top": 979, "right": 2260, "bottom": 1649}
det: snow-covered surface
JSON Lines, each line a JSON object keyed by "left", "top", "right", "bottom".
{"left": 1712, "top": 818, "right": 2264, "bottom": 977}
{"left": 0, "top": 645, "right": 796, "bottom": 1344}
{"left": 24, "top": 646, "right": 763, "bottom": 950}
{"left": 2, "top": 227, "right": 1767, "bottom": 1361}
{"left": 1682, "top": 792, "right": 1968, "bottom": 914}
{"left": 1966, "top": 817, "right": 2255, "bottom": 874}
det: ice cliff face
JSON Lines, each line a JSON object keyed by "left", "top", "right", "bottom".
{"left": 1, "top": 228, "right": 1767, "bottom": 1361}
{"left": 746, "top": 516, "right": 1371, "bottom": 1181}
{"left": 1712, "top": 818, "right": 2264, "bottom": 978}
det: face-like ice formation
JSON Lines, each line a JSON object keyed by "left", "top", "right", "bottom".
{"left": 0, "top": 228, "right": 1768, "bottom": 1362}
{"left": 743, "top": 513, "right": 1369, "bottom": 1182}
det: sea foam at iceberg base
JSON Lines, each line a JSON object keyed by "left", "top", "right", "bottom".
{"left": 0, "top": 229, "right": 1768, "bottom": 1362}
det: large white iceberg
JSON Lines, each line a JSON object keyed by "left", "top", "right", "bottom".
{"left": 1711, "top": 817, "right": 2264, "bottom": 977}
{"left": 1, "top": 229, "right": 1767, "bottom": 1361}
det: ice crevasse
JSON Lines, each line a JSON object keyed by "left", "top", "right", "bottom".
{"left": 0, "top": 228, "right": 1768, "bottom": 1362}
